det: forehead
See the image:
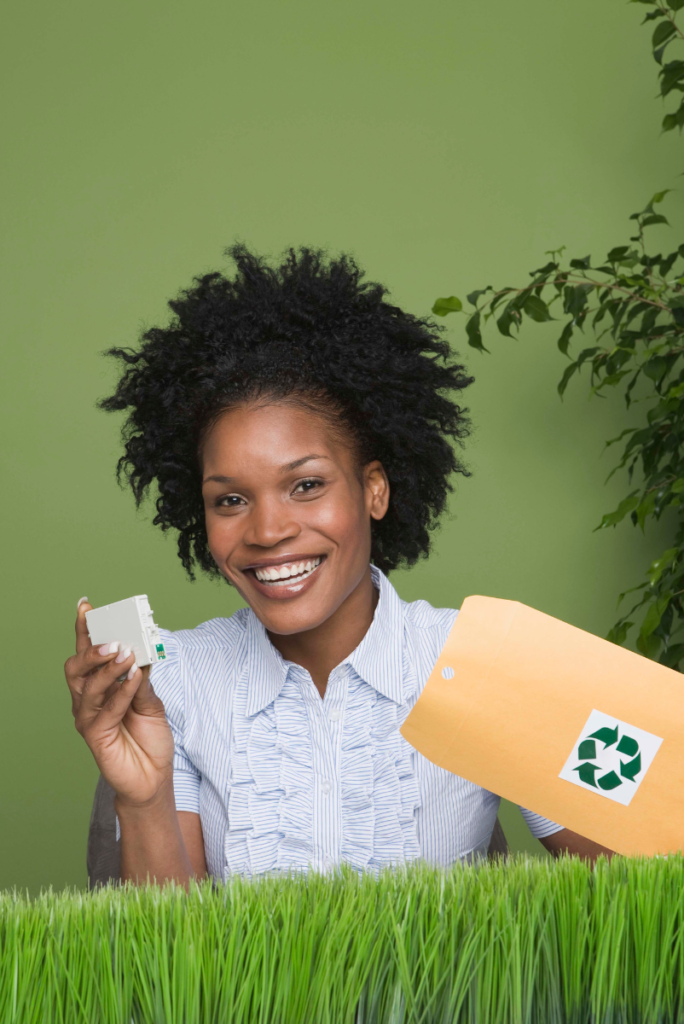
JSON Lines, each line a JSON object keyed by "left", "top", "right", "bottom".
{"left": 201, "top": 401, "right": 350, "bottom": 473}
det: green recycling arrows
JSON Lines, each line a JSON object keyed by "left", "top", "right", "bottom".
{"left": 572, "top": 724, "right": 642, "bottom": 790}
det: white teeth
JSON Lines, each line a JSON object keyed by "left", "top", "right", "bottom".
{"left": 254, "top": 557, "right": 322, "bottom": 583}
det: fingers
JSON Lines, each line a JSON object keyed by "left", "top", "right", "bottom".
{"left": 66, "top": 622, "right": 133, "bottom": 688}
{"left": 75, "top": 646, "right": 139, "bottom": 731}
{"left": 86, "top": 665, "right": 158, "bottom": 736}
{"left": 64, "top": 639, "right": 123, "bottom": 701}
{"left": 75, "top": 597, "right": 93, "bottom": 655}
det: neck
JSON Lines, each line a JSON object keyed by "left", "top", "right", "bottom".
{"left": 267, "top": 567, "right": 379, "bottom": 699}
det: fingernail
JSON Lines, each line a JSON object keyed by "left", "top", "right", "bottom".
{"left": 99, "top": 642, "right": 119, "bottom": 656}
{"left": 115, "top": 646, "right": 132, "bottom": 664}
{"left": 127, "top": 662, "right": 138, "bottom": 680}
{"left": 77, "top": 596, "right": 89, "bottom": 611}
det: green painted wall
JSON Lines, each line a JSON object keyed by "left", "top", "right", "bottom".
{"left": 1, "top": 0, "right": 681, "bottom": 892}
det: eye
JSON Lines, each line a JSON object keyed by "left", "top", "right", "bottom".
{"left": 216, "top": 494, "right": 245, "bottom": 507}
{"left": 293, "top": 478, "right": 323, "bottom": 494}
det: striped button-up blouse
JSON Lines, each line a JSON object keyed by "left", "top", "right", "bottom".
{"left": 119, "top": 565, "right": 563, "bottom": 877}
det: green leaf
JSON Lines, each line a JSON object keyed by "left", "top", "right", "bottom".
{"left": 636, "top": 490, "right": 657, "bottom": 531}
{"left": 564, "top": 283, "right": 593, "bottom": 317}
{"left": 643, "top": 356, "right": 668, "bottom": 380}
{"left": 529, "top": 261, "right": 558, "bottom": 276}
{"left": 660, "top": 642, "right": 684, "bottom": 668}
{"left": 523, "top": 294, "right": 553, "bottom": 322}
{"left": 640, "top": 595, "right": 672, "bottom": 639}
{"left": 653, "top": 20, "right": 677, "bottom": 48}
{"left": 576, "top": 346, "right": 600, "bottom": 366}
{"left": 593, "top": 369, "right": 632, "bottom": 392}
{"left": 593, "top": 492, "right": 640, "bottom": 531}
{"left": 607, "top": 621, "right": 633, "bottom": 646}
{"left": 617, "top": 582, "right": 648, "bottom": 607}
{"left": 647, "top": 547, "right": 678, "bottom": 585}
{"left": 465, "top": 311, "right": 487, "bottom": 352}
{"left": 668, "top": 0, "right": 684, "bottom": 9}
{"left": 637, "top": 632, "right": 662, "bottom": 659}
{"left": 432, "top": 296, "right": 463, "bottom": 316}
{"left": 607, "top": 246, "right": 631, "bottom": 262}
{"left": 466, "top": 287, "right": 492, "bottom": 308}
{"left": 652, "top": 189, "right": 672, "bottom": 203}
{"left": 671, "top": 478, "right": 684, "bottom": 493}
{"left": 641, "top": 214, "right": 670, "bottom": 227}
{"left": 496, "top": 306, "right": 518, "bottom": 338}
{"left": 557, "top": 320, "right": 574, "bottom": 356}
{"left": 569, "top": 255, "right": 591, "bottom": 270}
{"left": 557, "top": 361, "right": 578, "bottom": 397}
{"left": 660, "top": 60, "right": 684, "bottom": 95}
{"left": 604, "top": 427, "right": 638, "bottom": 449}
{"left": 489, "top": 288, "right": 515, "bottom": 313}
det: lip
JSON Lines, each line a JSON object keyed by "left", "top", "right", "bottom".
{"left": 241, "top": 553, "right": 326, "bottom": 571}
{"left": 242, "top": 554, "right": 327, "bottom": 601}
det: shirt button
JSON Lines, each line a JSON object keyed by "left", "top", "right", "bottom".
{"left": 328, "top": 709, "right": 342, "bottom": 721}
{"left": 321, "top": 780, "right": 332, "bottom": 795}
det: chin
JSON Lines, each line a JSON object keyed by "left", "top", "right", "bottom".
{"left": 258, "top": 602, "right": 333, "bottom": 636}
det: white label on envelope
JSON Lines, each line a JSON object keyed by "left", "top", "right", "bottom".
{"left": 558, "top": 709, "right": 663, "bottom": 806}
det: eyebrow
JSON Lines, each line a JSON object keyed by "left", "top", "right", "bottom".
{"left": 280, "top": 453, "right": 328, "bottom": 472}
{"left": 203, "top": 454, "right": 328, "bottom": 485}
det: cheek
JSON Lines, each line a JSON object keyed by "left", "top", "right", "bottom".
{"left": 307, "top": 489, "right": 368, "bottom": 546}
{"left": 205, "top": 513, "right": 239, "bottom": 558}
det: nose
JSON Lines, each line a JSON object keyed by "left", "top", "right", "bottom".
{"left": 243, "top": 495, "right": 301, "bottom": 549}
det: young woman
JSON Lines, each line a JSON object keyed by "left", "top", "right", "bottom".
{"left": 64, "top": 246, "right": 611, "bottom": 886}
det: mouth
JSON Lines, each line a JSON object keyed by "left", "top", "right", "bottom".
{"left": 242, "top": 555, "right": 326, "bottom": 598}
{"left": 252, "top": 556, "right": 323, "bottom": 585}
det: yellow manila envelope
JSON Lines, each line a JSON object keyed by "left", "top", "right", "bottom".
{"left": 399, "top": 596, "right": 684, "bottom": 856}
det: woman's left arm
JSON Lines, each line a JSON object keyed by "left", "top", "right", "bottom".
{"left": 539, "top": 827, "right": 614, "bottom": 863}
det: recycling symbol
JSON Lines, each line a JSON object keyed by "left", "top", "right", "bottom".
{"left": 573, "top": 724, "right": 641, "bottom": 791}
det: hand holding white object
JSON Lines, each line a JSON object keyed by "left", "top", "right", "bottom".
{"left": 63, "top": 598, "right": 174, "bottom": 809}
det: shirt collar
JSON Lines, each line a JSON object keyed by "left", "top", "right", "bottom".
{"left": 244, "top": 612, "right": 291, "bottom": 717}
{"left": 244, "top": 564, "right": 406, "bottom": 716}
{"left": 344, "top": 564, "right": 405, "bottom": 704}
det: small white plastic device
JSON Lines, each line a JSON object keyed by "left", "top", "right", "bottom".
{"left": 85, "top": 595, "right": 166, "bottom": 668}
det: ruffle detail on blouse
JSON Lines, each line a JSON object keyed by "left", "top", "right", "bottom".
{"left": 339, "top": 672, "right": 421, "bottom": 873}
{"left": 224, "top": 672, "right": 316, "bottom": 877}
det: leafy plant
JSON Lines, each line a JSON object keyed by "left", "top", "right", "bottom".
{"left": 4, "top": 856, "right": 684, "bottom": 1023}
{"left": 433, "top": 0, "right": 684, "bottom": 669}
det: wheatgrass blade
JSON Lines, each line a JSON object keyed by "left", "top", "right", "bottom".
{"left": 4, "top": 855, "right": 684, "bottom": 1021}
{"left": 590, "top": 857, "right": 631, "bottom": 1024}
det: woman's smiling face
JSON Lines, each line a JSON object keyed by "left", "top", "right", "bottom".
{"left": 201, "top": 400, "right": 389, "bottom": 636}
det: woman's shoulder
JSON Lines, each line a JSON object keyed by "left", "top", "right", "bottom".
{"left": 149, "top": 607, "right": 252, "bottom": 709}
{"left": 398, "top": 595, "right": 459, "bottom": 687}
{"left": 402, "top": 595, "right": 459, "bottom": 635}
{"left": 157, "top": 605, "right": 252, "bottom": 657}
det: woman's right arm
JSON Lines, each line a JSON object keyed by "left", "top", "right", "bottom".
{"left": 116, "top": 789, "right": 207, "bottom": 886}
{"left": 64, "top": 599, "right": 207, "bottom": 888}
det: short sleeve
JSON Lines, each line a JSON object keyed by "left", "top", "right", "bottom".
{"left": 114, "top": 629, "right": 201, "bottom": 841}
{"left": 518, "top": 806, "right": 565, "bottom": 839}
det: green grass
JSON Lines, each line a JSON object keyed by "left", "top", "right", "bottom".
{"left": 1, "top": 854, "right": 684, "bottom": 1023}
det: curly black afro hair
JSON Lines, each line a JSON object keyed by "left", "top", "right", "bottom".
{"left": 99, "top": 244, "right": 474, "bottom": 579}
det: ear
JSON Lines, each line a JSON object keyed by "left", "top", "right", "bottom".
{"left": 364, "top": 460, "right": 390, "bottom": 521}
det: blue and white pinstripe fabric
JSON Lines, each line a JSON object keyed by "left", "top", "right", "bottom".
{"left": 115, "top": 565, "right": 564, "bottom": 876}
